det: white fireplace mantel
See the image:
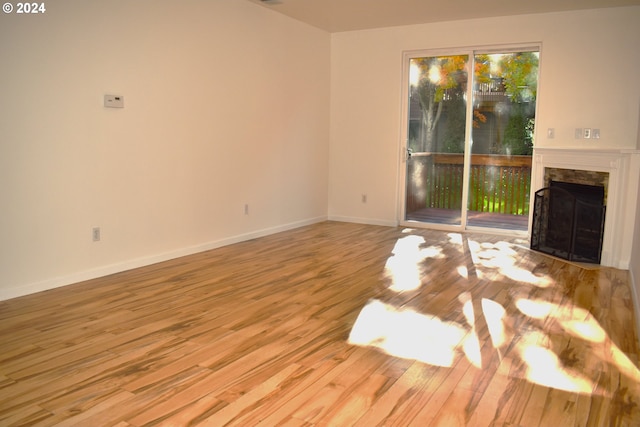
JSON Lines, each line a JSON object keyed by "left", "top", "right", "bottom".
{"left": 532, "top": 147, "right": 640, "bottom": 269}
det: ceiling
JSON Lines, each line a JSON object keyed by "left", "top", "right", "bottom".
{"left": 247, "top": 0, "right": 640, "bottom": 32}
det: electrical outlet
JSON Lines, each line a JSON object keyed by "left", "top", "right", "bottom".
{"left": 244, "top": 204, "right": 249, "bottom": 215}
{"left": 92, "top": 227, "right": 101, "bottom": 242}
{"left": 104, "top": 95, "right": 124, "bottom": 108}
{"left": 574, "top": 128, "right": 583, "bottom": 139}
{"left": 362, "top": 194, "right": 367, "bottom": 203}
{"left": 583, "top": 128, "right": 591, "bottom": 139}
{"left": 592, "top": 128, "right": 600, "bottom": 139}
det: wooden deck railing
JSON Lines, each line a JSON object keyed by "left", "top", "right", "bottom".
{"left": 406, "top": 153, "right": 532, "bottom": 215}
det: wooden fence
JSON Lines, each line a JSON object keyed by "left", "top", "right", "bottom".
{"left": 406, "top": 153, "right": 532, "bottom": 216}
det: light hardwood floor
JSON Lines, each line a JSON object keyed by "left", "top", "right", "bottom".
{"left": 1, "top": 221, "right": 639, "bottom": 426}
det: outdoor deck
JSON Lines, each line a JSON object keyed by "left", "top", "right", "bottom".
{"left": 406, "top": 207, "right": 529, "bottom": 231}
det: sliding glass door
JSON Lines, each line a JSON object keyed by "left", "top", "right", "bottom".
{"left": 402, "top": 48, "right": 538, "bottom": 232}
{"left": 404, "top": 54, "right": 469, "bottom": 226}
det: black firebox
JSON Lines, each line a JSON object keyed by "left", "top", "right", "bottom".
{"left": 531, "top": 181, "right": 606, "bottom": 264}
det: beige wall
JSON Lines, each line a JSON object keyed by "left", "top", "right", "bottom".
{"left": 2, "top": 3, "right": 639, "bottom": 301}
{"left": 328, "top": 7, "right": 640, "bottom": 224}
{"left": 0, "top": 0, "right": 330, "bottom": 299}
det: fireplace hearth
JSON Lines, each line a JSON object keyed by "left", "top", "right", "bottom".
{"left": 531, "top": 181, "right": 606, "bottom": 264}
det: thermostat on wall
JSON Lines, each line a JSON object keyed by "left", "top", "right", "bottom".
{"left": 104, "top": 94, "right": 124, "bottom": 108}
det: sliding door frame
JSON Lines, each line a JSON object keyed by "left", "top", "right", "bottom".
{"left": 398, "top": 43, "right": 541, "bottom": 237}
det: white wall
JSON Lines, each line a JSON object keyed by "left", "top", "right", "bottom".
{"left": 0, "top": 0, "right": 330, "bottom": 300}
{"left": 329, "top": 7, "right": 640, "bottom": 225}
{"left": 2, "top": 4, "right": 639, "bottom": 301}
{"left": 632, "top": 166, "right": 640, "bottom": 334}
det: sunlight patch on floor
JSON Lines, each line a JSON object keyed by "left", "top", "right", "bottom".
{"left": 517, "top": 298, "right": 606, "bottom": 343}
{"left": 519, "top": 340, "right": 594, "bottom": 394}
{"left": 610, "top": 345, "right": 640, "bottom": 383}
{"left": 350, "top": 231, "right": 640, "bottom": 396}
{"left": 456, "top": 265, "right": 469, "bottom": 279}
{"left": 467, "top": 238, "right": 552, "bottom": 287}
{"left": 384, "top": 235, "right": 444, "bottom": 292}
{"left": 348, "top": 294, "right": 640, "bottom": 395}
{"left": 447, "top": 233, "right": 464, "bottom": 246}
{"left": 482, "top": 298, "right": 507, "bottom": 350}
{"left": 348, "top": 299, "right": 467, "bottom": 367}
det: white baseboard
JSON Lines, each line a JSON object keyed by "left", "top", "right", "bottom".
{"left": 328, "top": 215, "right": 398, "bottom": 227}
{"left": 0, "top": 216, "right": 327, "bottom": 302}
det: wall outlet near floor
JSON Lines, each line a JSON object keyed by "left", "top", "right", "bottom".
{"left": 361, "top": 194, "right": 367, "bottom": 203}
{"left": 244, "top": 204, "right": 249, "bottom": 215}
{"left": 92, "top": 227, "right": 101, "bottom": 242}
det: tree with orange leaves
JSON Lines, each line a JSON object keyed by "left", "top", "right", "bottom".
{"left": 411, "top": 54, "right": 490, "bottom": 153}
{"left": 410, "top": 52, "right": 537, "bottom": 155}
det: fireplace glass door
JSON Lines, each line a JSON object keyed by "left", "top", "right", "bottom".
{"left": 531, "top": 182, "right": 606, "bottom": 264}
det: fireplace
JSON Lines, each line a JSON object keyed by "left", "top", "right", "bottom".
{"left": 531, "top": 180, "right": 606, "bottom": 263}
{"left": 531, "top": 148, "right": 639, "bottom": 269}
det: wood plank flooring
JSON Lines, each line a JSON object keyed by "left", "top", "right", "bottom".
{"left": 1, "top": 221, "right": 639, "bottom": 426}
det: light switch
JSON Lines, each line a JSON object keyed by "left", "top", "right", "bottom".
{"left": 104, "top": 94, "right": 124, "bottom": 108}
